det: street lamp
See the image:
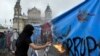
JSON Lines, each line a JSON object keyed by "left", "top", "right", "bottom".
{"left": 17, "top": 7, "right": 20, "bottom": 34}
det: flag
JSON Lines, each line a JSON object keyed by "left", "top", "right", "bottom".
{"left": 51, "top": 0, "right": 100, "bottom": 56}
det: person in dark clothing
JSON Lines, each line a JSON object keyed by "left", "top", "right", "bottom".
{"left": 15, "top": 24, "right": 51, "bottom": 56}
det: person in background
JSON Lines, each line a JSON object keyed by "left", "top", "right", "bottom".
{"left": 6, "top": 31, "right": 12, "bottom": 51}
{"left": 15, "top": 24, "right": 51, "bottom": 56}
{"left": 10, "top": 29, "right": 19, "bottom": 54}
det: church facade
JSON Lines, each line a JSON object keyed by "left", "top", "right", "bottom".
{"left": 13, "top": 0, "right": 52, "bottom": 33}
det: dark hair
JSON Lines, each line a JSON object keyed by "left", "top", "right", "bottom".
{"left": 18, "top": 24, "right": 34, "bottom": 39}
{"left": 22, "top": 24, "right": 34, "bottom": 33}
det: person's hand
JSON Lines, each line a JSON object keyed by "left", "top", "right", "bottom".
{"left": 45, "top": 41, "right": 52, "bottom": 47}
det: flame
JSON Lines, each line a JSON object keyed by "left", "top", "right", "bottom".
{"left": 53, "top": 43, "right": 65, "bottom": 53}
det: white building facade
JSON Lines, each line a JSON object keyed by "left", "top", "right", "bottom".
{"left": 13, "top": 0, "right": 52, "bottom": 33}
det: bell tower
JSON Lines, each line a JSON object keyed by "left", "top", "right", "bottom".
{"left": 45, "top": 5, "right": 52, "bottom": 22}
{"left": 14, "top": 0, "right": 22, "bottom": 17}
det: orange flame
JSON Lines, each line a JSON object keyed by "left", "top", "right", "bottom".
{"left": 53, "top": 43, "right": 65, "bottom": 53}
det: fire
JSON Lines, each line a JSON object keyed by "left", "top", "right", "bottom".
{"left": 53, "top": 43, "right": 65, "bottom": 53}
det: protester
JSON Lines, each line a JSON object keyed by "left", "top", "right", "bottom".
{"left": 15, "top": 24, "right": 51, "bottom": 56}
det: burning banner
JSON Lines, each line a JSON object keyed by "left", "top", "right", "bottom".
{"left": 51, "top": 0, "right": 100, "bottom": 56}
{"left": 30, "top": 0, "right": 100, "bottom": 56}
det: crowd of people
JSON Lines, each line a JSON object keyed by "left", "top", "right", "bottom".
{"left": 0, "top": 29, "right": 18, "bottom": 54}
{"left": 0, "top": 24, "right": 52, "bottom": 56}
{"left": 0, "top": 30, "right": 17, "bottom": 56}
